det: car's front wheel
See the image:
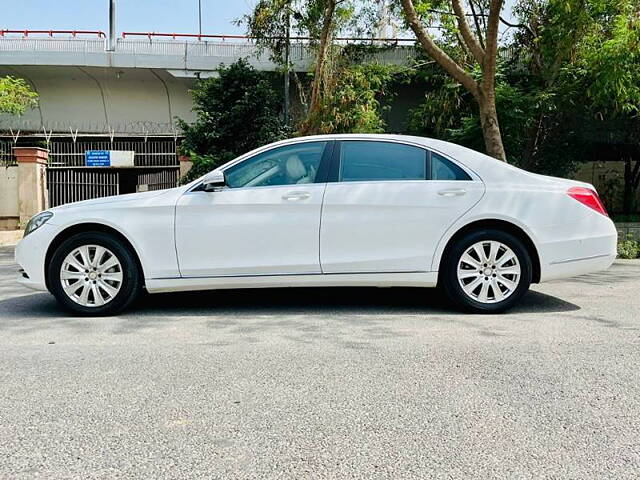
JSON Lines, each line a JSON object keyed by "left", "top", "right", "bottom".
{"left": 48, "top": 232, "right": 141, "bottom": 316}
{"left": 441, "top": 229, "right": 532, "bottom": 313}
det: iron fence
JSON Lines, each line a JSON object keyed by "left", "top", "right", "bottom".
{"left": 48, "top": 139, "right": 179, "bottom": 167}
{"left": 47, "top": 169, "right": 120, "bottom": 207}
{"left": 0, "top": 141, "right": 16, "bottom": 166}
{"left": 137, "top": 169, "right": 178, "bottom": 191}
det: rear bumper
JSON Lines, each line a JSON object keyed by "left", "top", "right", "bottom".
{"left": 541, "top": 252, "right": 616, "bottom": 281}
{"left": 538, "top": 222, "right": 618, "bottom": 281}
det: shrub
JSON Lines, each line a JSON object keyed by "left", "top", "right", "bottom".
{"left": 617, "top": 234, "right": 640, "bottom": 259}
{"left": 177, "top": 59, "right": 289, "bottom": 183}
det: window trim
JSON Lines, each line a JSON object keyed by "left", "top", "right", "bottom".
{"left": 331, "top": 139, "right": 475, "bottom": 184}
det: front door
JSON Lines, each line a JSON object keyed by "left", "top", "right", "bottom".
{"left": 320, "top": 140, "right": 485, "bottom": 273}
{"left": 175, "top": 141, "right": 332, "bottom": 277}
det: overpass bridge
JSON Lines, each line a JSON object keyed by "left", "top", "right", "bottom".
{"left": 0, "top": 31, "right": 416, "bottom": 207}
{"left": 0, "top": 31, "right": 415, "bottom": 135}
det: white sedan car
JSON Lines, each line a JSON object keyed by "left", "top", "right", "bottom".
{"left": 16, "top": 134, "right": 617, "bottom": 315}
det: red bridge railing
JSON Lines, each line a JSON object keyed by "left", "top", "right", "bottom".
{"left": 0, "top": 29, "right": 106, "bottom": 38}
{"left": 120, "top": 31, "right": 416, "bottom": 43}
{"left": 0, "top": 29, "right": 415, "bottom": 44}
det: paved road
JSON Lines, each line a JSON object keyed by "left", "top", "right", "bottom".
{"left": 0, "top": 246, "right": 639, "bottom": 479}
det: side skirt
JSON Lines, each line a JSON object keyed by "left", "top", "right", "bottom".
{"left": 145, "top": 271, "right": 438, "bottom": 293}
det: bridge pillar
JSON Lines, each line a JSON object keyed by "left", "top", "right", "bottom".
{"left": 14, "top": 147, "right": 49, "bottom": 227}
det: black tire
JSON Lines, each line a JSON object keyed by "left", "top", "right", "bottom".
{"left": 440, "top": 229, "right": 532, "bottom": 314}
{"left": 48, "top": 232, "right": 141, "bottom": 316}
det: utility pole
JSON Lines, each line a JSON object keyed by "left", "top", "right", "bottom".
{"left": 198, "top": 0, "right": 202, "bottom": 37}
{"left": 283, "top": 6, "right": 291, "bottom": 125}
{"left": 108, "top": 0, "right": 116, "bottom": 51}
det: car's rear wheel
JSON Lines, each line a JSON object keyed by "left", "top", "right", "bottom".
{"left": 441, "top": 229, "right": 532, "bottom": 313}
{"left": 48, "top": 232, "right": 141, "bottom": 316}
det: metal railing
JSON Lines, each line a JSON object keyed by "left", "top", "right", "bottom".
{"left": 47, "top": 169, "right": 120, "bottom": 207}
{"left": 48, "top": 140, "right": 179, "bottom": 168}
{"left": 0, "top": 34, "right": 417, "bottom": 68}
{"left": 121, "top": 31, "right": 417, "bottom": 44}
{"left": 0, "top": 29, "right": 106, "bottom": 38}
{"left": 137, "top": 169, "right": 178, "bottom": 191}
{"left": 0, "top": 37, "right": 106, "bottom": 53}
{"left": 0, "top": 141, "right": 16, "bottom": 167}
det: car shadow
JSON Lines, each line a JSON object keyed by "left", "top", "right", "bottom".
{"left": 0, "top": 286, "right": 580, "bottom": 322}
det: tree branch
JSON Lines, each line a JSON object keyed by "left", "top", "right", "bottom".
{"left": 420, "top": 6, "right": 533, "bottom": 37}
{"left": 498, "top": 16, "right": 535, "bottom": 37}
{"left": 469, "top": 0, "right": 486, "bottom": 50}
{"left": 451, "top": 0, "right": 485, "bottom": 64}
{"left": 482, "top": 0, "right": 503, "bottom": 90}
{"left": 400, "top": 0, "right": 479, "bottom": 98}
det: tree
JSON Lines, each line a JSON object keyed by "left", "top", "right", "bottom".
{"left": 406, "top": 0, "right": 640, "bottom": 212}
{"left": 306, "top": 61, "right": 401, "bottom": 133}
{"left": 399, "top": 0, "right": 507, "bottom": 160}
{"left": 243, "top": 0, "right": 355, "bottom": 134}
{"left": 177, "top": 60, "right": 289, "bottom": 182}
{"left": 0, "top": 76, "right": 38, "bottom": 115}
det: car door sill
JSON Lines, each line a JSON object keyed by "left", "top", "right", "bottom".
{"left": 146, "top": 271, "right": 438, "bottom": 293}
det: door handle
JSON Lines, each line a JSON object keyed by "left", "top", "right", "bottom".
{"left": 437, "top": 188, "right": 467, "bottom": 197}
{"left": 282, "top": 191, "right": 311, "bottom": 201}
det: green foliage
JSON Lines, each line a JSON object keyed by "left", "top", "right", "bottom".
{"left": 303, "top": 62, "right": 401, "bottom": 134}
{"left": 618, "top": 234, "right": 640, "bottom": 259}
{"left": 612, "top": 214, "right": 640, "bottom": 223}
{"left": 407, "top": 0, "right": 640, "bottom": 181}
{"left": 177, "top": 60, "right": 289, "bottom": 183}
{"left": 576, "top": 0, "right": 640, "bottom": 115}
{"left": 0, "top": 76, "right": 38, "bottom": 115}
{"left": 241, "top": 0, "right": 356, "bottom": 64}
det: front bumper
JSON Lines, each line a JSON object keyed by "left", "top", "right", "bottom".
{"left": 14, "top": 223, "right": 61, "bottom": 292}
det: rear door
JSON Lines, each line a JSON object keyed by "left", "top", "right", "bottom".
{"left": 319, "top": 140, "right": 484, "bottom": 274}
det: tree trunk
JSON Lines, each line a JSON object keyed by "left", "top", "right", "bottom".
{"left": 399, "top": 0, "right": 507, "bottom": 161}
{"left": 477, "top": 89, "right": 507, "bottom": 161}
{"left": 622, "top": 157, "right": 640, "bottom": 214}
{"left": 300, "top": 0, "right": 336, "bottom": 135}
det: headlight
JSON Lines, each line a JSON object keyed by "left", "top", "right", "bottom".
{"left": 24, "top": 211, "right": 53, "bottom": 237}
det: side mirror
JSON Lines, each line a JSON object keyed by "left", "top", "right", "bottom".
{"left": 202, "top": 170, "right": 226, "bottom": 192}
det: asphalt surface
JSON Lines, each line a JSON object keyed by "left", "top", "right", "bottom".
{"left": 0, "top": 245, "right": 639, "bottom": 479}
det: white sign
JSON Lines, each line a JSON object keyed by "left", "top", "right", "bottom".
{"left": 85, "top": 150, "right": 135, "bottom": 168}
{"left": 109, "top": 150, "right": 135, "bottom": 167}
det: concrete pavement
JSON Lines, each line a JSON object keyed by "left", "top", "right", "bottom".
{"left": 0, "top": 246, "right": 639, "bottom": 479}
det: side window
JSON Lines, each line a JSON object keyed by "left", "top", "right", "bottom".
{"left": 430, "top": 152, "right": 472, "bottom": 181}
{"left": 339, "top": 141, "right": 427, "bottom": 182}
{"left": 225, "top": 142, "right": 327, "bottom": 188}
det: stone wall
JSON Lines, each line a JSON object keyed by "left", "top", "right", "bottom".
{"left": 615, "top": 223, "right": 640, "bottom": 242}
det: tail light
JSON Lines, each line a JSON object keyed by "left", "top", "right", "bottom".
{"left": 567, "top": 187, "right": 609, "bottom": 217}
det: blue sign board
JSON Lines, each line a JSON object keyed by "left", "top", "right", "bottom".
{"left": 85, "top": 150, "right": 111, "bottom": 167}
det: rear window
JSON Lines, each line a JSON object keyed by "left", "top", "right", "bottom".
{"left": 430, "top": 152, "right": 472, "bottom": 181}
{"left": 339, "top": 141, "right": 427, "bottom": 182}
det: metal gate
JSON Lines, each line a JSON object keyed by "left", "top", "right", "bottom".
{"left": 0, "top": 140, "right": 16, "bottom": 166}
{"left": 45, "top": 137, "right": 180, "bottom": 208}
{"left": 136, "top": 170, "right": 179, "bottom": 191}
{"left": 47, "top": 169, "right": 120, "bottom": 207}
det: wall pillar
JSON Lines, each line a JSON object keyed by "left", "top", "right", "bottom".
{"left": 179, "top": 154, "right": 193, "bottom": 181}
{"left": 14, "top": 147, "right": 49, "bottom": 227}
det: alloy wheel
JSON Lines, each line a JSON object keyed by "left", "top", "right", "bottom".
{"left": 456, "top": 240, "right": 521, "bottom": 304}
{"left": 59, "top": 244, "right": 123, "bottom": 307}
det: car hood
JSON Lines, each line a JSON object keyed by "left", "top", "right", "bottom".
{"left": 49, "top": 189, "right": 172, "bottom": 214}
